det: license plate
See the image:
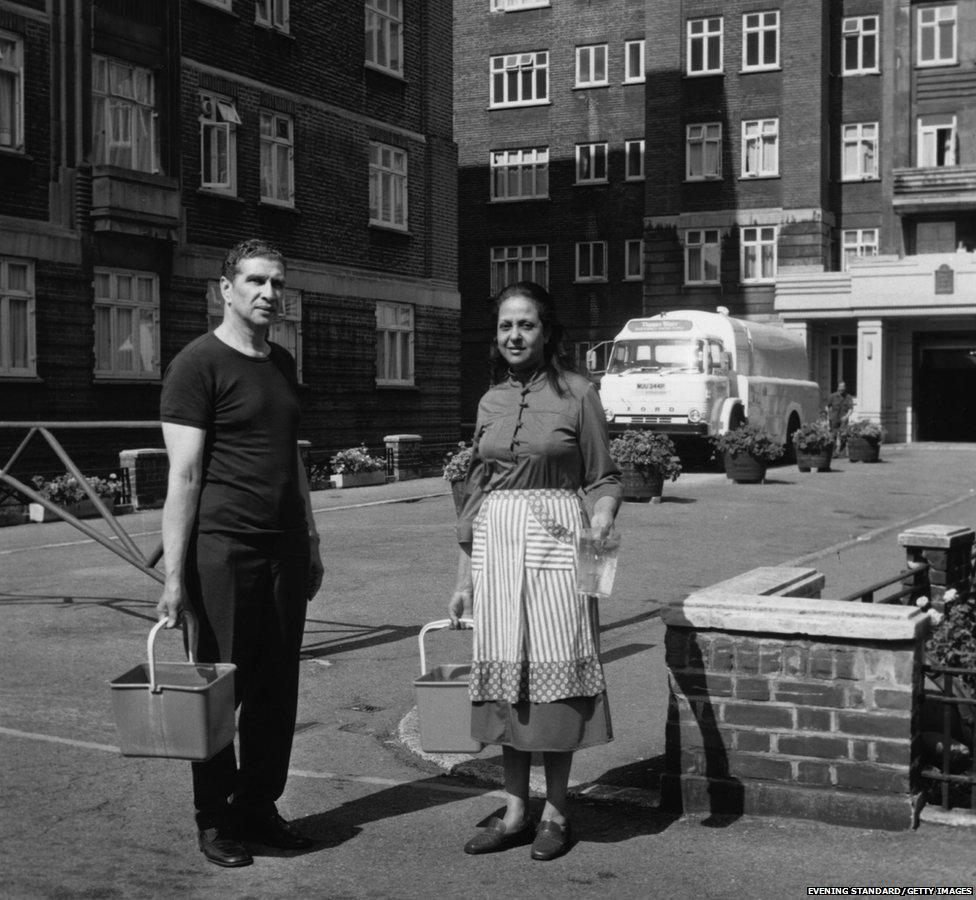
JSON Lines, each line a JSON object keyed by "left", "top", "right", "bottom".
{"left": 637, "top": 383, "right": 665, "bottom": 391}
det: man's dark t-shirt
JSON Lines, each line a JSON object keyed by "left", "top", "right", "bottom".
{"left": 160, "top": 332, "right": 305, "bottom": 535}
{"left": 825, "top": 390, "right": 854, "bottom": 429}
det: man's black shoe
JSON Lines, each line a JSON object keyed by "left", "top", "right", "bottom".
{"left": 239, "top": 810, "right": 315, "bottom": 850}
{"left": 198, "top": 826, "right": 253, "bottom": 867}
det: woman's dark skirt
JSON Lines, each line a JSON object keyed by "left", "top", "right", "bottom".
{"left": 471, "top": 691, "right": 613, "bottom": 752}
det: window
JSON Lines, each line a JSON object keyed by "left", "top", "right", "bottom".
{"left": 741, "top": 118, "right": 779, "bottom": 177}
{"left": 740, "top": 226, "right": 777, "bottom": 282}
{"left": 625, "top": 139, "right": 645, "bottom": 180}
{"left": 842, "top": 228, "right": 879, "bottom": 270}
{"left": 490, "top": 51, "right": 548, "bottom": 107}
{"left": 918, "top": 115, "right": 957, "bottom": 167}
{"left": 687, "top": 17, "right": 722, "bottom": 75}
{"left": 92, "top": 56, "right": 159, "bottom": 173}
{"left": 830, "top": 334, "right": 857, "bottom": 395}
{"left": 369, "top": 141, "right": 408, "bottom": 229}
{"left": 842, "top": 123, "right": 879, "bottom": 180}
{"left": 199, "top": 92, "right": 240, "bottom": 193}
{"left": 365, "top": 0, "right": 403, "bottom": 76}
{"left": 843, "top": 16, "right": 879, "bottom": 74}
{"left": 624, "top": 240, "right": 644, "bottom": 280}
{"left": 576, "top": 242, "right": 607, "bottom": 282}
{"left": 490, "top": 147, "right": 548, "bottom": 201}
{"left": 576, "top": 142, "right": 608, "bottom": 184}
{"left": 255, "top": 0, "right": 289, "bottom": 32}
{"left": 93, "top": 269, "right": 159, "bottom": 379}
{"left": 917, "top": 5, "right": 956, "bottom": 67}
{"left": 207, "top": 281, "right": 303, "bottom": 379}
{"left": 686, "top": 123, "right": 722, "bottom": 180}
{"left": 624, "top": 40, "right": 645, "bottom": 83}
{"left": 197, "top": 0, "right": 233, "bottom": 8}
{"left": 490, "top": 245, "right": 548, "bottom": 294}
{"left": 0, "top": 31, "right": 24, "bottom": 152}
{"left": 376, "top": 301, "right": 413, "bottom": 386}
{"left": 576, "top": 44, "right": 608, "bottom": 87}
{"left": 685, "top": 229, "right": 720, "bottom": 284}
{"left": 742, "top": 11, "right": 779, "bottom": 71}
{"left": 260, "top": 111, "right": 294, "bottom": 206}
{"left": 0, "top": 258, "right": 34, "bottom": 377}
{"left": 490, "top": 0, "right": 550, "bottom": 9}
{"left": 916, "top": 221, "right": 956, "bottom": 253}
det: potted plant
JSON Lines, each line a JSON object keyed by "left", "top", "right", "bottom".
{"left": 791, "top": 420, "right": 834, "bottom": 473}
{"left": 28, "top": 472, "right": 122, "bottom": 522}
{"left": 710, "top": 424, "right": 784, "bottom": 484}
{"left": 608, "top": 430, "right": 681, "bottom": 503}
{"left": 842, "top": 419, "right": 884, "bottom": 463}
{"left": 442, "top": 442, "right": 474, "bottom": 514}
{"left": 329, "top": 445, "right": 387, "bottom": 489}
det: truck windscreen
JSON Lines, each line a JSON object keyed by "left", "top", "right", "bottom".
{"left": 606, "top": 339, "right": 704, "bottom": 375}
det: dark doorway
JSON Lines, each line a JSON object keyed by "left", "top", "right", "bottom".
{"left": 915, "top": 338, "right": 976, "bottom": 441}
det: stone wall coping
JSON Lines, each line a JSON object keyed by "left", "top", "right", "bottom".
{"left": 662, "top": 591, "right": 933, "bottom": 640}
{"left": 119, "top": 448, "right": 167, "bottom": 458}
{"left": 383, "top": 434, "right": 422, "bottom": 442}
{"left": 898, "top": 524, "right": 975, "bottom": 549}
{"left": 705, "top": 566, "right": 825, "bottom": 597}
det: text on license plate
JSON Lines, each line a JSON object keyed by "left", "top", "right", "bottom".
{"left": 637, "top": 383, "right": 666, "bottom": 390}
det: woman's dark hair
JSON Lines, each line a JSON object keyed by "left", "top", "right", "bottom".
{"left": 489, "top": 281, "right": 579, "bottom": 394}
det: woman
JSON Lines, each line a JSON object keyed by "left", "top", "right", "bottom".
{"left": 448, "top": 281, "right": 621, "bottom": 861}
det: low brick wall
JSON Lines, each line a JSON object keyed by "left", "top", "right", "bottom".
{"left": 662, "top": 568, "right": 933, "bottom": 830}
{"left": 118, "top": 449, "right": 168, "bottom": 510}
{"left": 384, "top": 434, "right": 422, "bottom": 482}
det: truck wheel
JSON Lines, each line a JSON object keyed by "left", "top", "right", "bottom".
{"left": 784, "top": 412, "right": 801, "bottom": 464}
{"left": 728, "top": 405, "right": 746, "bottom": 431}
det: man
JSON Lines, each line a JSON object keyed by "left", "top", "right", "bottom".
{"left": 156, "top": 238, "right": 324, "bottom": 868}
{"left": 825, "top": 381, "right": 854, "bottom": 453}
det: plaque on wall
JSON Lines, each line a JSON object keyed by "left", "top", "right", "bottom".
{"left": 935, "top": 264, "right": 954, "bottom": 295}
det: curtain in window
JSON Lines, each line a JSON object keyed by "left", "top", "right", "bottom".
{"left": 0, "top": 70, "right": 14, "bottom": 147}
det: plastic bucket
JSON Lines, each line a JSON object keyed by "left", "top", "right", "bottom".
{"left": 109, "top": 612, "right": 236, "bottom": 761}
{"left": 413, "top": 618, "right": 482, "bottom": 754}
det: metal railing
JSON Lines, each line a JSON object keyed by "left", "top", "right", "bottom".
{"left": 920, "top": 663, "right": 976, "bottom": 811}
{"left": 835, "top": 561, "right": 930, "bottom": 605}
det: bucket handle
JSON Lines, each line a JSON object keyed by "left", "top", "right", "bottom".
{"left": 147, "top": 610, "right": 199, "bottom": 694}
{"left": 418, "top": 618, "right": 473, "bottom": 676}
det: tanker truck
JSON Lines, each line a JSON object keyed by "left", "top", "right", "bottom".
{"left": 589, "top": 308, "right": 820, "bottom": 458}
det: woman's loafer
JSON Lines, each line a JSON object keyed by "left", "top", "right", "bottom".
{"left": 463, "top": 816, "right": 535, "bottom": 855}
{"left": 530, "top": 820, "right": 571, "bottom": 861}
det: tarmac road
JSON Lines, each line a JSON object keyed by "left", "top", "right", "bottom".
{"left": 2, "top": 443, "right": 976, "bottom": 898}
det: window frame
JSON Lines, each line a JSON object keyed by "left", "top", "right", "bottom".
{"left": 916, "top": 5, "right": 957, "bottom": 67}
{"left": 92, "top": 55, "right": 160, "bottom": 174}
{"left": 684, "top": 229, "right": 721, "bottom": 285}
{"left": 199, "top": 92, "right": 240, "bottom": 194}
{"left": 0, "top": 257, "right": 35, "bottom": 377}
{"left": 686, "top": 122, "right": 722, "bottom": 181}
{"left": 740, "top": 226, "right": 778, "bottom": 284}
{"left": 741, "top": 118, "right": 779, "bottom": 178}
{"left": 369, "top": 140, "right": 409, "bottom": 230}
{"left": 375, "top": 300, "right": 415, "bottom": 387}
{"left": 742, "top": 10, "right": 779, "bottom": 72}
{"left": 255, "top": 0, "right": 290, "bottom": 33}
{"left": 841, "top": 122, "right": 879, "bottom": 181}
{"left": 917, "top": 115, "right": 957, "bottom": 168}
{"left": 842, "top": 228, "right": 879, "bottom": 270}
{"left": 687, "top": 16, "right": 723, "bottom": 76}
{"left": 490, "top": 0, "right": 550, "bottom": 10}
{"left": 623, "top": 39, "right": 646, "bottom": 83}
{"left": 259, "top": 110, "right": 294, "bottom": 207}
{"left": 575, "top": 241, "right": 607, "bottom": 283}
{"left": 195, "top": 0, "right": 233, "bottom": 8}
{"left": 575, "top": 44, "right": 609, "bottom": 88}
{"left": 489, "top": 51, "right": 549, "bottom": 108}
{"left": 842, "top": 16, "right": 879, "bottom": 75}
{"left": 93, "top": 267, "right": 161, "bottom": 381}
{"left": 0, "top": 30, "right": 25, "bottom": 153}
{"left": 625, "top": 139, "right": 645, "bottom": 181}
{"left": 365, "top": 0, "right": 404, "bottom": 77}
{"left": 489, "top": 146, "right": 549, "bottom": 202}
{"left": 575, "top": 142, "right": 608, "bottom": 185}
{"left": 624, "top": 239, "right": 644, "bottom": 281}
{"left": 490, "top": 245, "right": 549, "bottom": 294}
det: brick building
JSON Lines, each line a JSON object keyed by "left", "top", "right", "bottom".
{"left": 0, "top": 0, "right": 459, "bottom": 472}
{"left": 454, "top": 0, "right": 975, "bottom": 441}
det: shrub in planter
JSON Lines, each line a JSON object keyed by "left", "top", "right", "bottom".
{"left": 608, "top": 430, "right": 681, "bottom": 503}
{"left": 842, "top": 419, "right": 884, "bottom": 462}
{"left": 442, "top": 442, "right": 474, "bottom": 513}
{"left": 329, "top": 445, "right": 387, "bottom": 489}
{"left": 791, "top": 421, "right": 834, "bottom": 473}
{"left": 710, "top": 424, "right": 784, "bottom": 484}
{"left": 29, "top": 472, "right": 122, "bottom": 522}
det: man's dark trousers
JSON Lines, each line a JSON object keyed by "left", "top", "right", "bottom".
{"left": 186, "top": 528, "right": 310, "bottom": 827}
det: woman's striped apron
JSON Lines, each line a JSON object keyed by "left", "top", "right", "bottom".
{"left": 469, "top": 488, "right": 605, "bottom": 704}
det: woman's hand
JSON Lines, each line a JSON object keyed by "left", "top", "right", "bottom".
{"left": 589, "top": 508, "right": 616, "bottom": 541}
{"left": 448, "top": 588, "right": 472, "bottom": 629}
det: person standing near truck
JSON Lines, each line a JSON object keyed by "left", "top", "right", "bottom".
{"left": 825, "top": 381, "right": 854, "bottom": 453}
{"left": 156, "top": 238, "right": 324, "bottom": 868}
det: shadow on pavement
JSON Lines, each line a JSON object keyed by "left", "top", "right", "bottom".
{"left": 301, "top": 618, "right": 421, "bottom": 659}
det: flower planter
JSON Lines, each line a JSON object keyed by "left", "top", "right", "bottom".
{"left": 796, "top": 447, "right": 833, "bottom": 473}
{"left": 0, "top": 504, "right": 28, "bottom": 527}
{"left": 329, "top": 471, "right": 387, "bottom": 489}
{"left": 450, "top": 481, "right": 467, "bottom": 515}
{"left": 847, "top": 437, "right": 881, "bottom": 463}
{"left": 723, "top": 453, "right": 767, "bottom": 484}
{"left": 620, "top": 464, "right": 665, "bottom": 503}
{"left": 28, "top": 498, "right": 115, "bottom": 523}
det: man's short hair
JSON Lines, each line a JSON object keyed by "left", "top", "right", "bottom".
{"left": 220, "top": 238, "right": 286, "bottom": 281}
